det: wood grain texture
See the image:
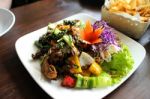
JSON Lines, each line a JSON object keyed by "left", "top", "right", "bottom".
{"left": 0, "top": 0, "right": 150, "bottom": 99}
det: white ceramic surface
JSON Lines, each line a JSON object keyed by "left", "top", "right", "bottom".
{"left": 15, "top": 13, "right": 146, "bottom": 99}
{"left": 0, "top": 8, "right": 15, "bottom": 37}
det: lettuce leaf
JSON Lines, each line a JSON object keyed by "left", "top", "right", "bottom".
{"left": 102, "top": 43, "right": 134, "bottom": 84}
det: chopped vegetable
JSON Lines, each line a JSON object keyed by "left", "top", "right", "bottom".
{"left": 93, "top": 20, "right": 116, "bottom": 44}
{"left": 54, "top": 28, "right": 61, "bottom": 35}
{"left": 63, "top": 35, "right": 74, "bottom": 47}
{"left": 69, "top": 55, "right": 82, "bottom": 74}
{"left": 62, "top": 75, "right": 76, "bottom": 88}
{"left": 62, "top": 34, "right": 79, "bottom": 55}
{"left": 80, "top": 20, "right": 103, "bottom": 44}
{"left": 89, "top": 62, "right": 102, "bottom": 76}
{"left": 75, "top": 72, "right": 112, "bottom": 88}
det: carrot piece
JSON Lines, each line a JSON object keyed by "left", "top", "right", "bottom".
{"left": 94, "top": 27, "right": 103, "bottom": 36}
{"left": 84, "top": 20, "right": 93, "bottom": 34}
{"left": 79, "top": 20, "right": 103, "bottom": 44}
{"left": 91, "top": 38, "right": 102, "bottom": 44}
{"left": 91, "top": 28, "right": 103, "bottom": 40}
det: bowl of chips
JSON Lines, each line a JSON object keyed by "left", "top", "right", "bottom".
{"left": 101, "top": 0, "right": 150, "bottom": 39}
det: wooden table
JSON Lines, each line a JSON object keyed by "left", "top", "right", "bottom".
{"left": 0, "top": 0, "right": 150, "bottom": 99}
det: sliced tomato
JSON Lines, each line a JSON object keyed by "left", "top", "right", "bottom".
{"left": 61, "top": 76, "right": 76, "bottom": 88}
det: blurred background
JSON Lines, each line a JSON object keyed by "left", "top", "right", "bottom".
{"left": 12, "top": 0, "right": 38, "bottom": 8}
{"left": 8, "top": 0, "right": 104, "bottom": 8}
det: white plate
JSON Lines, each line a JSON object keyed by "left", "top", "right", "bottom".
{"left": 15, "top": 13, "right": 146, "bottom": 99}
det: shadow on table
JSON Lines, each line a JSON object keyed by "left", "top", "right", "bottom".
{"left": 144, "top": 41, "right": 150, "bottom": 53}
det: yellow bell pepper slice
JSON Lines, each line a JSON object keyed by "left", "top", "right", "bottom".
{"left": 89, "top": 62, "right": 102, "bottom": 76}
{"left": 69, "top": 55, "right": 82, "bottom": 74}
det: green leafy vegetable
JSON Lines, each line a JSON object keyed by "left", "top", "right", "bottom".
{"left": 62, "top": 34, "right": 79, "bottom": 55}
{"left": 75, "top": 21, "right": 85, "bottom": 28}
{"left": 63, "top": 35, "right": 73, "bottom": 47}
{"left": 35, "top": 41, "right": 50, "bottom": 49}
{"left": 63, "top": 20, "right": 76, "bottom": 26}
{"left": 54, "top": 28, "right": 61, "bottom": 35}
{"left": 102, "top": 44, "right": 134, "bottom": 84}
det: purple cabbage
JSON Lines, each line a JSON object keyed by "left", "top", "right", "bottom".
{"left": 100, "top": 29, "right": 116, "bottom": 44}
{"left": 93, "top": 20, "right": 111, "bottom": 30}
{"left": 93, "top": 20, "right": 116, "bottom": 45}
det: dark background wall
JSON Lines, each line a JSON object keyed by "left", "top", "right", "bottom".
{"left": 12, "top": 0, "right": 39, "bottom": 8}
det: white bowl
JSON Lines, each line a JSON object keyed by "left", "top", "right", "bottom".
{"left": 0, "top": 8, "right": 15, "bottom": 37}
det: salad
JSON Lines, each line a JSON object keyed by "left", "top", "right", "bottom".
{"left": 32, "top": 19, "right": 134, "bottom": 88}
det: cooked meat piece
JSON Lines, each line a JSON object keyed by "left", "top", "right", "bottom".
{"left": 41, "top": 57, "right": 57, "bottom": 79}
{"left": 32, "top": 49, "right": 48, "bottom": 59}
{"left": 48, "top": 44, "right": 72, "bottom": 65}
{"left": 48, "top": 47, "right": 64, "bottom": 65}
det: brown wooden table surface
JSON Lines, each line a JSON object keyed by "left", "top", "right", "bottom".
{"left": 0, "top": 0, "right": 150, "bottom": 99}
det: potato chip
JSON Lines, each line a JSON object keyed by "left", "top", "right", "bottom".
{"left": 138, "top": 4, "right": 150, "bottom": 15}
{"left": 129, "top": 0, "right": 137, "bottom": 9}
{"left": 125, "top": 9, "right": 137, "bottom": 15}
{"left": 125, "top": 0, "right": 132, "bottom": 3}
{"left": 145, "top": 14, "right": 150, "bottom": 17}
{"left": 136, "top": 0, "right": 144, "bottom": 6}
{"left": 140, "top": 17, "right": 149, "bottom": 22}
{"left": 108, "top": 0, "right": 150, "bottom": 22}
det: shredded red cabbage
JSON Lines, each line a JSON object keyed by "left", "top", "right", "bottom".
{"left": 90, "top": 20, "right": 121, "bottom": 55}
{"left": 93, "top": 20, "right": 116, "bottom": 45}
{"left": 93, "top": 20, "right": 111, "bottom": 30}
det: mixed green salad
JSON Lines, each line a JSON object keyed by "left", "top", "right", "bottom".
{"left": 32, "top": 19, "right": 134, "bottom": 88}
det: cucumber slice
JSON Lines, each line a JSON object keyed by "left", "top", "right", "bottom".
{"left": 88, "top": 77, "right": 96, "bottom": 88}
{"left": 75, "top": 74, "right": 83, "bottom": 88}
{"left": 75, "top": 72, "right": 112, "bottom": 88}
{"left": 97, "top": 72, "right": 112, "bottom": 87}
{"left": 82, "top": 77, "right": 89, "bottom": 88}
